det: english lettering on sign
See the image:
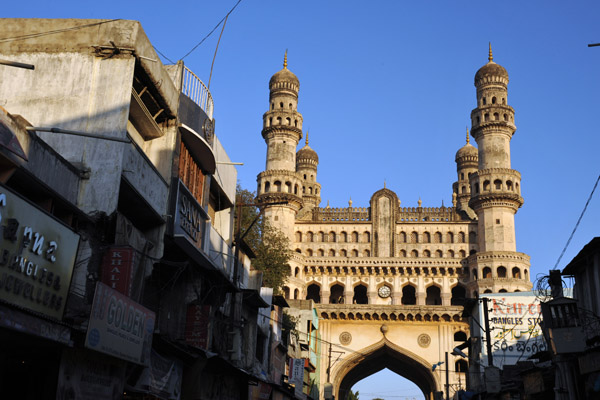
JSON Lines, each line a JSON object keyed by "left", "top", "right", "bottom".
{"left": 0, "top": 185, "right": 79, "bottom": 320}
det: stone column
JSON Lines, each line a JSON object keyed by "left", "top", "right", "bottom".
{"left": 321, "top": 290, "right": 330, "bottom": 304}
{"left": 417, "top": 276, "right": 426, "bottom": 305}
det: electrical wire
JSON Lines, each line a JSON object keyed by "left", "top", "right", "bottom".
{"left": 554, "top": 173, "right": 600, "bottom": 269}
{"left": 179, "top": 0, "right": 243, "bottom": 61}
{"left": 153, "top": 45, "right": 175, "bottom": 64}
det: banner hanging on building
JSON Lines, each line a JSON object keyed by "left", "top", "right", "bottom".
{"left": 478, "top": 292, "right": 545, "bottom": 369}
{"left": 86, "top": 282, "right": 155, "bottom": 366}
{"left": 100, "top": 246, "right": 137, "bottom": 296}
{"left": 0, "top": 184, "right": 79, "bottom": 320}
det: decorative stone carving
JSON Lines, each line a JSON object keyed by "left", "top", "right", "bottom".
{"left": 339, "top": 332, "right": 352, "bottom": 345}
{"left": 418, "top": 334, "right": 431, "bottom": 348}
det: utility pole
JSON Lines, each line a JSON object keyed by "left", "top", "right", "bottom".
{"left": 482, "top": 297, "right": 493, "bottom": 367}
{"left": 445, "top": 351, "right": 450, "bottom": 400}
{"left": 327, "top": 342, "right": 332, "bottom": 381}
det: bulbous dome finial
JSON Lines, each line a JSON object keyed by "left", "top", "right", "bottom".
{"left": 475, "top": 43, "right": 508, "bottom": 85}
{"left": 269, "top": 50, "right": 299, "bottom": 90}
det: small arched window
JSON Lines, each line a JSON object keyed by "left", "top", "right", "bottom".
{"left": 434, "top": 232, "right": 442, "bottom": 244}
{"left": 423, "top": 232, "right": 431, "bottom": 243}
{"left": 351, "top": 249, "right": 358, "bottom": 257}
{"left": 492, "top": 96, "right": 496, "bottom": 104}
{"left": 503, "top": 114, "right": 508, "bottom": 121}
{"left": 295, "top": 231, "right": 302, "bottom": 242}
{"left": 483, "top": 180, "right": 490, "bottom": 191}
{"left": 329, "top": 249, "right": 335, "bottom": 257}
{"left": 494, "top": 179, "right": 502, "bottom": 190}
{"left": 482, "top": 97, "right": 487, "bottom": 105}
{"left": 447, "top": 232, "right": 454, "bottom": 243}
{"left": 484, "top": 113, "right": 490, "bottom": 122}
{"left": 399, "top": 231, "right": 407, "bottom": 243}
{"left": 494, "top": 113, "right": 499, "bottom": 121}
{"left": 435, "top": 250, "right": 443, "bottom": 258}
{"left": 410, "top": 231, "right": 418, "bottom": 243}
{"left": 362, "top": 232, "right": 370, "bottom": 243}
{"left": 340, "top": 249, "right": 347, "bottom": 257}
{"left": 318, "top": 249, "right": 324, "bottom": 257}
{"left": 352, "top": 231, "right": 359, "bottom": 243}
{"left": 399, "top": 249, "right": 407, "bottom": 257}
{"left": 411, "top": 250, "right": 419, "bottom": 258}
{"left": 424, "top": 250, "right": 431, "bottom": 258}
{"left": 512, "top": 267, "right": 521, "bottom": 279}
{"left": 497, "top": 266, "right": 507, "bottom": 278}
{"left": 483, "top": 267, "right": 492, "bottom": 279}
{"left": 280, "top": 102, "right": 284, "bottom": 108}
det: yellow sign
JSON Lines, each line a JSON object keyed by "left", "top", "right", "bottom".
{"left": 0, "top": 185, "right": 79, "bottom": 320}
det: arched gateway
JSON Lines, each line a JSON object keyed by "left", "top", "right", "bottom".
{"left": 256, "top": 50, "right": 533, "bottom": 399}
{"left": 319, "top": 304, "right": 461, "bottom": 399}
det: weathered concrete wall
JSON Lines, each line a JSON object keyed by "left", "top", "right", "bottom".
{"left": 0, "top": 19, "right": 179, "bottom": 215}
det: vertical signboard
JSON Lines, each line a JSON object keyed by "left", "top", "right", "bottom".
{"left": 172, "top": 179, "right": 207, "bottom": 251}
{"left": 289, "top": 358, "right": 306, "bottom": 398}
{"left": 86, "top": 282, "right": 155, "bottom": 366}
{"left": 184, "top": 304, "right": 211, "bottom": 350}
{"left": 0, "top": 185, "right": 79, "bottom": 320}
{"left": 479, "top": 292, "right": 545, "bottom": 369}
{"left": 100, "top": 246, "right": 136, "bottom": 296}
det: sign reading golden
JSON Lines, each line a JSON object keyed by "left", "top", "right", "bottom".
{"left": 0, "top": 185, "right": 79, "bottom": 320}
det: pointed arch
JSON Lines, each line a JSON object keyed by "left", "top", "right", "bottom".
{"left": 333, "top": 337, "right": 441, "bottom": 400}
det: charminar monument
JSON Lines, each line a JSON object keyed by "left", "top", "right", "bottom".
{"left": 255, "top": 46, "right": 532, "bottom": 400}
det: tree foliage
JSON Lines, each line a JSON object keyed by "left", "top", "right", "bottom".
{"left": 252, "top": 223, "right": 291, "bottom": 293}
{"left": 235, "top": 185, "right": 291, "bottom": 294}
{"left": 348, "top": 390, "right": 360, "bottom": 400}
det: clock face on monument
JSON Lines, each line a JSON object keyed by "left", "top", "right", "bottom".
{"left": 378, "top": 285, "right": 391, "bottom": 298}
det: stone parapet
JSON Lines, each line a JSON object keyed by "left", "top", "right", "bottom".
{"left": 317, "top": 304, "right": 467, "bottom": 323}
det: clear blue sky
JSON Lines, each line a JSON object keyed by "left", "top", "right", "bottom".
{"left": 4, "top": 1, "right": 600, "bottom": 398}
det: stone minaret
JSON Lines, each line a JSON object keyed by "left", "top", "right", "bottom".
{"left": 454, "top": 127, "right": 478, "bottom": 218}
{"left": 467, "top": 45, "right": 532, "bottom": 294}
{"left": 256, "top": 52, "right": 304, "bottom": 239}
{"left": 296, "top": 131, "right": 321, "bottom": 209}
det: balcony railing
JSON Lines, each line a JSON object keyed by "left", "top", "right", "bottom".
{"left": 182, "top": 66, "right": 214, "bottom": 120}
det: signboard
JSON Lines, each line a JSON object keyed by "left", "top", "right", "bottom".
{"left": 184, "top": 304, "right": 210, "bottom": 350}
{"left": 0, "top": 303, "right": 70, "bottom": 344}
{"left": 100, "top": 246, "right": 136, "bottom": 296}
{"left": 478, "top": 292, "right": 545, "bottom": 369}
{"left": 172, "top": 179, "right": 207, "bottom": 251}
{"left": 86, "top": 282, "right": 155, "bottom": 366}
{"left": 0, "top": 185, "right": 79, "bottom": 320}
{"left": 56, "top": 348, "right": 126, "bottom": 400}
{"left": 289, "top": 358, "right": 305, "bottom": 398}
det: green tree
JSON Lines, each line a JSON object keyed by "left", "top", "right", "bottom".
{"left": 252, "top": 223, "right": 291, "bottom": 293}
{"left": 348, "top": 390, "right": 360, "bottom": 400}
{"left": 235, "top": 185, "right": 291, "bottom": 294}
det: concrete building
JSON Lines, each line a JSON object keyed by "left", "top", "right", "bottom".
{"left": 0, "top": 18, "right": 267, "bottom": 400}
{"left": 256, "top": 47, "right": 533, "bottom": 399}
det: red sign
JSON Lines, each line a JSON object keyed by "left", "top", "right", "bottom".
{"left": 101, "top": 247, "right": 136, "bottom": 296}
{"left": 185, "top": 304, "right": 211, "bottom": 350}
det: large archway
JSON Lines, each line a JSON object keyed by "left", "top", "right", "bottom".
{"left": 333, "top": 338, "right": 441, "bottom": 400}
